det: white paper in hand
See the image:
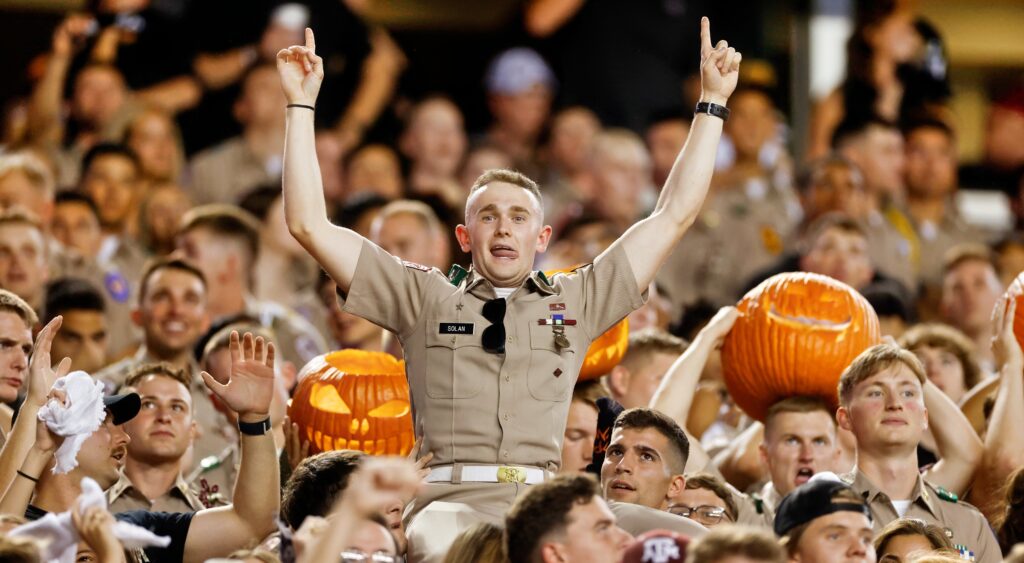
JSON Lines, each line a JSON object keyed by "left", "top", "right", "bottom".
{"left": 37, "top": 371, "right": 106, "bottom": 474}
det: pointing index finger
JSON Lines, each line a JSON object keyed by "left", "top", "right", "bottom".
{"left": 305, "top": 27, "right": 315, "bottom": 53}
{"left": 700, "top": 16, "right": 712, "bottom": 58}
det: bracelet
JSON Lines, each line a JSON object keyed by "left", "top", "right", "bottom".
{"left": 286, "top": 103, "right": 315, "bottom": 111}
{"left": 694, "top": 101, "right": 730, "bottom": 122}
{"left": 238, "top": 417, "right": 272, "bottom": 436}
{"left": 17, "top": 470, "right": 38, "bottom": 482}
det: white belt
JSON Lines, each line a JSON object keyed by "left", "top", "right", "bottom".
{"left": 424, "top": 464, "right": 547, "bottom": 484}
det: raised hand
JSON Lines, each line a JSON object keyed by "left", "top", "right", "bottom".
{"left": 341, "top": 457, "right": 421, "bottom": 518}
{"left": 992, "top": 297, "right": 1023, "bottom": 370}
{"left": 200, "top": 332, "right": 276, "bottom": 420}
{"left": 699, "top": 17, "right": 742, "bottom": 106}
{"left": 276, "top": 27, "right": 324, "bottom": 106}
{"left": 284, "top": 416, "right": 311, "bottom": 471}
{"left": 52, "top": 14, "right": 95, "bottom": 58}
{"left": 699, "top": 306, "right": 740, "bottom": 348}
{"left": 26, "top": 316, "right": 72, "bottom": 409}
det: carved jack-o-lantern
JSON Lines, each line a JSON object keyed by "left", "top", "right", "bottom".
{"left": 545, "top": 266, "right": 629, "bottom": 380}
{"left": 721, "top": 272, "right": 881, "bottom": 421}
{"left": 288, "top": 350, "right": 414, "bottom": 455}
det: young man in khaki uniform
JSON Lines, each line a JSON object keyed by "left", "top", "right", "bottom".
{"left": 278, "top": 18, "right": 741, "bottom": 562}
{"left": 836, "top": 343, "right": 1000, "bottom": 563}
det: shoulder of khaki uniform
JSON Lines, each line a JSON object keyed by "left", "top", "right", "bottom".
{"left": 187, "top": 443, "right": 238, "bottom": 481}
{"left": 935, "top": 485, "right": 959, "bottom": 503}
{"left": 839, "top": 472, "right": 855, "bottom": 485}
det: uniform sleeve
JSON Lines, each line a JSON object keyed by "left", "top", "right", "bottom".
{"left": 968, "top": 511, "right": 1003, "bottom": 563}
{"left": 574, "top": 243, "right": 648, "bottom": 338}
{"left": 337, "top": 239, "right": 439, "bottom": 339}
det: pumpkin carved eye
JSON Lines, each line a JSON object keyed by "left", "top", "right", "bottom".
{"left": 368, "top": 399, "right": 410, "bottom": 418}
{"left": 310, "top": 383, "right": 351, "bottom": 414}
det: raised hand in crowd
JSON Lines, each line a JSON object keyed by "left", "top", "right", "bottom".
{"left": 71, "top": 505, "right": 127, "bottom": 563}
{"left": 200, "top": 331, "right": 275, "bottom": 423}
{"left": 276, "top": 28, "right": 324, "bottom": 108}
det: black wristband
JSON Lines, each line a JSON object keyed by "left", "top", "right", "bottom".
{"left": 17, "top": 470, "right": 38, "bottom": 482}
{"left": 238, "top": 417, "right": 272, "bottom": 436}
{"left": 286, "top": 103, "right": 315, "bottom": 111}
{"left": 695, "top": 102, "right": 730, "bottom": 122}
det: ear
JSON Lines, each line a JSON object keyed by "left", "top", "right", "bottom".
{"left": 666, "top": 474, "right": 686, "bottom": 502}
{"left": 130, "top": 308, "right": 143, "bottom": 328}
{"left": 758, "top": 441, "right": 770, "bottom": 469}
{"left": 535, "top": 224, "right": 553, "bottom": 254}
{"left": 541, "top": 542, "right": 566, "bottom": 563}
{"left": 607, "top": 366, "right": 631, "bottom": 400}
{"left": 922, "top": 406, "right": 928, "bottom": 432}
{"left": 836, "top": 406, "right": 853, "bottom": 432}
{"left": 455, "top": 224, "right": 471, "bottom": 253}
{"left": 188, "top": 420, "right": 198, "bottom": 442}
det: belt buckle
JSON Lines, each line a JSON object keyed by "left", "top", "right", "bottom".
{"left": 497, "top": 466, "right": 526, "bottom": 483}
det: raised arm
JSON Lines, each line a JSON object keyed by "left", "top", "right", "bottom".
{"left": 278, "top": 28, "right": 366, "bottom": 293}
{"left": 919, "top": 378, "right": 983, "bottom": 496}
{"left": 26, "top": 15, "right": 93, "bottom": 147}
{"left": 602, "top": 17, "right": 741, "bottom": 291}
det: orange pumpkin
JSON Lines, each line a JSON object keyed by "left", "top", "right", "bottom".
{"left": 720, "top": 272, "right": 881, "bottom": 421}
{"left": 545, "top": 266, "right": 630, "bottom": 380}
{"left": 288, "top": 350, "right": 414, "bottom": 456}
{"left": 1003, "top": 272, "right": 1024, "bottom": 350}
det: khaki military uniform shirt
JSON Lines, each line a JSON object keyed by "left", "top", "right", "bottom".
{"left": 864, "top": 209, "right": 919, "bottom": 293}
{"left": 189, "top": 137, "right": 279, "bottom": 205}
{"left": 914, "top": 208, "right": 989, "bottom": 286}
{"left": 243, "top": 296, "right": 328, "bottom": 370}
{"left": 340, "top": 239, "right": 645, "bottom": 471}
{"left": 843, "top": 469, "right": 1000, "bottom": 563}
{"left": 107, "top": 471, "right": 204, "bottom": 513}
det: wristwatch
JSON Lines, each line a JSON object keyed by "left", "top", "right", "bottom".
{"left": 238, "top": 417, "right": 272, "bottom": 436}
{"left": 695, "top": 101, "right": 730, "bottom": 122}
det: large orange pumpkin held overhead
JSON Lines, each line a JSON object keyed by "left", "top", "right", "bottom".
{"left": 720, "top": 272, "right": 881, "bottom": 421}
{"left": 288, "top": 350, "right": 414, "bottom": 456}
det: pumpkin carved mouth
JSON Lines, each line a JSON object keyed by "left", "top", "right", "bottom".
{"left": 766, "top": 306, "right": 852, "bottom": 332}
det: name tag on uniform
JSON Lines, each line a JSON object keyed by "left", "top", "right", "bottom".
{"left": 439, "top": 323, "right": 474, "bottom": 334}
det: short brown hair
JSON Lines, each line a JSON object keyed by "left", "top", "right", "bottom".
{"left": 444, "top": 522, "right": 506, "bottom": 563}
{"left": 898, "top": 323, "right": 982, "bottom": 391}
{"left": 800, "top": 212, "right": 867, "bottom": 254}
{"left": 281, "top": 450, "right": 365, "bottom": 528}
{"left": 873, "top": 518, "right": 953, "bottom": 556}
{"left": 468, "top": 169, "right": 543, "bottom": 218}
{"left": 619, "top": 328, "right": 687, "bottom": 373}
{"left": 122, "top": 362, "right": 192, "bottom": 392}
{"left": 837, "top": 343, "right": 926, "bottom": 406}
{"left": 685, "top": 525, "right": 785, "bottom": 563}
{"left": 764, "top": 396, "right": 836, "bottom": 436}
{"left": 683, "top": 472, "right": 739, "bottom": 521}
{"left": 505, "top": 474, "right": 600, "bottom": 563}
{"left": 0, "top": 288, "right": 39, "bottom": 327}
{"left": 0, "top": 151, "right": 55, "bottom": 199}
{"left": 138, "top": 256, "right": 207, "bottom": 304}
{"left": 613, "top": 407, "right": 690, "bottom": 473}
{"left": 943, "top": 243, "right": 995, "bottom": 277}
{"left": 571, "top": 379, "right": 608, "bottom": 410}
{"left": 782, "top": 488, "right": 865, "bottom": 556}
{"left": 178, "top": 204, "right": 261, "bottom": 266}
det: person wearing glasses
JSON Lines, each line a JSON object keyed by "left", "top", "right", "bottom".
{"left": 668, "top": 473, "right": 737, "bottom": 529}
{"left": 278, "top": 17, "right": 741, "bottom": 563}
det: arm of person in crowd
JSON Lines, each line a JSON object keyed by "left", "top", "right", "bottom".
{"left": 712, "top": 422, "right": 767, "bottom": 492}
{"left": 278, "top": 28, "right": 366, "bottom": 294}
{"left": 26, "top": 15, "right": 93, "bottom": 147}
{"left": 602, "top": 18, "right": 740, "bottom": 291}
{"left": 72, "top": 505, "right": 127, "bottom": 563}
{"left": 298, "top": 457, "right": 420, "bottom": 563}
{"left": 332, "top": 27, "right": 406, "bottom": 152}
{"left": 194, "top": 47, "right": 258, "bottom": 90}
{"left": 524, "top": 0, "right": 586, "bottom": 37}
{"left": 134, "top": 75, "right": 203, "bottom": 115}
{"left": 184, "top": 332, "right": 279, "bottom": 563}
{"left": 0, "top": 318, "right": 69, "bottom": 505}
{"left": 918, "top": 377, "right": 983, "bottom": 496}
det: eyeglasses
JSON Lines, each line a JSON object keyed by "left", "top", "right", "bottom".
{"left": 340, "top": 550, "right": 397, "bottom": 563}
{"left": 667, "top": 504, "right": 733, "bottom": 525}
{"left": 481, "top": 298, "right": 507, "bottom": 354}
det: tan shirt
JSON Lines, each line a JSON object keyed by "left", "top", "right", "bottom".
{"left": 864, "top": 209, "right": 919, "bottom": 292}
{"left": 913, "top": 208, "right": 988, "bottom": 286}
{"left": 188, "top": 137, "right": 278, "bottom": 205}
{"left": 243, "top": 296, "right": 328, "bottom": 369}
{"left": 107, "top": 471, "right": 204, "bottom": 513}
{"left": 843, "top": 469, "right": 1000, "bottom": 563}
{"left": 340, "top": 240, "right": 645, "bottom": 471}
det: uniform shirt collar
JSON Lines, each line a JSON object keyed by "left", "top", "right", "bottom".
{"left": 108, "top": 471, "right": 202, "bottom": 510}
{"left": 848, "top": 467, "right": 940, "bottom": 519}
{"left": 461, "top": 267, "right": 558, "bottom": 297}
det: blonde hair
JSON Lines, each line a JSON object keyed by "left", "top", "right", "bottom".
{"left": 837, "top": 343, "right": 926, "bottom": 406}
{"left": 591, "top": 128, "right": 651, "bottom": 170}
{"left": 898, "top": 323, "right": 981, "bottom": 391}
{"left": 467, "top": 169, "right": 543, "bottom": 220}
{"left": 686, "top": 525, "right": 785, "bottom": 563}
{"left": 0, "top": 288, "right": 39, "bottom": 326}
{"left": 443, "top": 522, "right": 507, "bottom": 563}
{"left": 0, "top": 151, "right": 55, "bottom": 199}
{"left": 372, "top": 200, "right": 443, "bottom": 237}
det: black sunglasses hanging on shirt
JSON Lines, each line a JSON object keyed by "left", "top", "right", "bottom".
{"left": 481, "top": 298, "right": 507, "bottom": 354}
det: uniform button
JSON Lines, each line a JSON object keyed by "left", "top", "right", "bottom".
{"left": 503, "top": 413, "right": 510, "bottom": 421}
{"left": 507, "top": 336, "right": 513, "bottom": 342}
{"left": 450, "top": 336, "right": 456, "bottom": 344}
{"left": 504, "top": 375, "right": 510, "bottom": 382}
{"left": 503, "top": 451, "right": 510, "bottom": 458}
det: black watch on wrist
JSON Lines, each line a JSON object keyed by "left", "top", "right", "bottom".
{"left": 695, "top": 101, "right": 730, "bottom": 122}
{"left": 238, "top": 417, "right": 272, "bottom": 436}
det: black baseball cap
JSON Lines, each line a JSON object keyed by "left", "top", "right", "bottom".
{"left": 103, "top": 393, "right": 141, "bottom": 425}
{"left": 773, "top": 478, "right": 873, "bottom": 537}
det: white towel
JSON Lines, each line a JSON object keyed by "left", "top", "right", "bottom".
{"left": 9, "top": 477, "right": 171, "bottom": 563}
{"left": 37, "top": 371, "right": 107, "bottom": 474}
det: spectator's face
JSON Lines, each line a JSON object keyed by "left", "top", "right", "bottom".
{"left": 802, "top": 164, "right": 869, "bottom": 222}
{"left": 877, "top": 533, "right": 935, "bottom": 563}
{"left": 790, "top": 511, "right": 875, "bottom": 563}
{"left": 761, "top": 411, "right": 838, "bottom": 496}
{"left": 125, "top": 375, "right": 195, "bottom": 464}
{"left": 127, "top": 111, "right": 180, "bottom": 182}
{"left": 72, "top": 66, "right": 126, "bottom": 129}
{"left": 372, "top": 213, "right": 440, "bottom": 269}
{"left": 613, "top": 352, "right": 679, "bottom": 410}
{"left": 177, "top": 227, "right": 234, "bottom": 288}
{"left": 846, "top": 127, "right": 905, "bottom": 198}
{"left": 0, "top": 171, "right": 50, "bottom": 223}
{"left": 985, "top": 106, "right": 1024, "bottom": 169}
{"left": 460, "top": 148, "right": 513, "bottom": 189}
{"left": 52, "top": 309, "right": 107, "bottom": 374}
{"left": 911, "top": 345, "right": 967, "bottom": 404}
{"left": 403, "top": 100, "right": 466, "bottom": 177}
{"left": 669, "top": 487, "right": 733, "bottom": 529}
{"left": 592, "top": 149, "right": 650, "bottom": 226}
{"left": 0, "top": 222, "right": 49, "bottom": 306}
{"left": 799, "top": 227, "right": 873, "bottom": 290}
{"left": 0, "top": 310, "right": 32, "bottom": 403}
{"left": 560, "top": 399, "right": 598, "bottom": 474}
{"left": 726, "top": 91, "right": 776, "bottom": 161}
{"left": 489, "top": 84, "right": 553, "bottom": 140}
{"left": 646, "top": 119, "right": 689, "bottom": 184}
{"left": 238, "top": 67, "right": 287, "bottom": 128}
{"left": 143, "top": 185, "right": 192, "bottom": 251}
{"left": 549, "top": 108, "right": 600, "bottom": 175}
{"left": 82, "top": 154, "right": 138, "bottom": 231}
{"left": 838, "top": 364, "right": 927, "bottom": 451}
{"left": 602, "top": 427, "right": 679, "bottom": 510}
{"left": 456, "top": 182, "right": 550, "bottom": 288}
{"left": 77, "top": 413, "right": 130, "bottom": 489}
{"left": 52, "top": 201, "right": 102, "bottom": 259}
{"left": 345, "top": 520, "right": 397, "bottom": 561}
{"left": 940, "top": 259, "right": 1002, "bottom": 336}
{"left": 904, "top": 128, "right": 956, "bottom": 199}
{"left": 544, "top": 496, "right": 633, "bottom": 563}
{"left": 137, "top": 268, "right": 209, "bottom": 357}
{"left": 346, "top": 145, "right": 404, "bottom": 200}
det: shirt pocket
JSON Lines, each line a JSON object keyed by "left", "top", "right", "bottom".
{"left": 425, "top": 328, "right": 485, "bottom": 399}
{"left": 527, "top": 323, "right": 578, "bottom": 402}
